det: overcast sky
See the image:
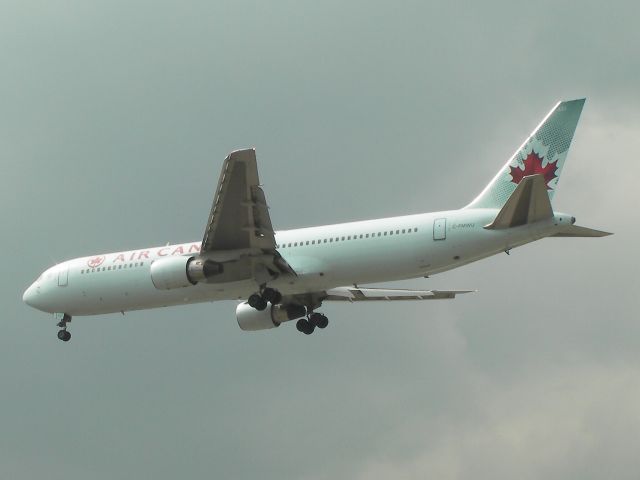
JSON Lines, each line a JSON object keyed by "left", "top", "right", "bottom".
{"left": 3, "top": 1, "right": 639, "bottom": 479}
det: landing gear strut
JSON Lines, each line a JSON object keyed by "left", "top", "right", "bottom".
{"left": 56, "top": 314, "right": 72, "bottom": 342}
{"left": 248, "top": 287, "right": 283, "bottom": 311}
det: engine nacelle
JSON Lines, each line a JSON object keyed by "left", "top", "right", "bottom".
{"left": 236, "top": 302, "right": 307, "bottom": 331}
{"left": 150, "top": 256, "right": 223, "bottom": 290}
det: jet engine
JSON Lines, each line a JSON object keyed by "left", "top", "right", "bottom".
{"left": 236, "top": 302, "right": 306, "bottom": 331}
{"left": 150, "top": 256, "right": 223, "bottom": 290}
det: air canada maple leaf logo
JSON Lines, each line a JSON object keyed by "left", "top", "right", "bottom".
{"left": 87, "top": 255, "right": 105, "bottom": 268}
{"left": 510, "top": 151, "right": 558, "bottom": 189}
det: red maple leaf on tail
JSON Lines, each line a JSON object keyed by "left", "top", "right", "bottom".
{"left": 510, "top": 151, "right": 558, "bottom": 189}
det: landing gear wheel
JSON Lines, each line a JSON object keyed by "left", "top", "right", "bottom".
{"left": 315, "top": 315, "right": 329, "bottom": 329}
{"left": 261, "top": 288, "right": 282, "bottom": 305}
{"left": 309, "top": 312, "right": 329, "bottom": 329}
{"left": 296, "top": 318, "right": 315, "bottom": 335}
{"left": 57, "top": 330, "right": 71, "bottom": 342}
{"left": 248, "top": 294, "right": 268, "bottom": 311}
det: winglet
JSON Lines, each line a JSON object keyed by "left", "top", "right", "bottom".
{"left": 484, "top": 174, "right": 553, "bottom": 229}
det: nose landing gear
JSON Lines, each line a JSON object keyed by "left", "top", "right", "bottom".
{"left": 56, "top": 314, "right": 72, "bottom": 342}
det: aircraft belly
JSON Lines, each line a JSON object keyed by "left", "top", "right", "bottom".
{"left": 67, "top": 269, "right": 255, "bottom": 315}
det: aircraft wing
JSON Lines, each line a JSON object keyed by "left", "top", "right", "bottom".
{"left": 202, "top": 148, "right": 276, "bottom": 252}
{"left": 201, "top": 148, "right": 294, "bottom": 275}
{"left": 324, "top": 287, "right": 475, "bottom": 301}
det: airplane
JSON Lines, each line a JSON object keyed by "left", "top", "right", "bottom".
{"left": 23, "top": 98, "right": 611, "bottom": 342}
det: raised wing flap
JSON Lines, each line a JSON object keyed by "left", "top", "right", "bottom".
{"left": 250, "top": 185, "right": 275, "bottom": 238}
{"left": 325, "top": 287, "right": 474, "bottom": 302}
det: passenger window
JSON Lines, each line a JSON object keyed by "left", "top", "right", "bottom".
{"left": 366, "top": 234, "right": 369, "bottom": 238}
{"left": 306, "top": 241, "right": 309, "bottom": 245}
{"left": 414, "top": 228, "right": 418, "bottom": 232}
{"left": 396, "top": 230, "right": 399, "bottom": 234}
{"left": 402, "top": 229, "right": 406, "bottom": 233}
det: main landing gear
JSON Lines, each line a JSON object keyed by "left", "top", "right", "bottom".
{"left": 296, "top": 312, "right": 329, "bottom": 335}
{"left": 248, "top": 287, "right": 282, "bottom": 311}
{"left": 247, "top": 288, "right": 329, "bottom": 335}
{"left": 56, "top": 314, "right": 72, "bottom": 342}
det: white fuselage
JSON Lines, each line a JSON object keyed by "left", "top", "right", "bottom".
{"left": 23, "top": 208, "right": 573, "bottom": 316}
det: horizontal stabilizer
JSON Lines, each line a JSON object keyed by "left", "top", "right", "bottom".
{"left": 550, "top": 225, "right": 612, "bottom": 237}
{"left": 485, "top": 174, "right": 553, "bottom": 229}
{"left": 325, "top": 287, "right": 474, "bottom": 302}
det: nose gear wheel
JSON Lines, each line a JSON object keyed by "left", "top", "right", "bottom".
{"left": 56, "top": 314, "right": 72, "bottom": 342}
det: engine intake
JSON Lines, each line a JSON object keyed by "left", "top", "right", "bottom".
{"left": 236, "top": 302, "right": 306, "bottom": 331}
{"left": 150, "top": 256, "right": 223, "bottom": 290}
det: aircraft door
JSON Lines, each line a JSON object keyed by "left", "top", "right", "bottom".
{"left": 57, "top": 266, "right": 69, "bottom": 286}
{"left": 433, "top": 218, "right": 446, "bottom": 240}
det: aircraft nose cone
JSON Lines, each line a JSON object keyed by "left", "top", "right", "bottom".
{"left": 23, "top": 283, "right": 36, "bottom": 306}
{"left": 23, "top": 282, "right": 49, "bottom": 312}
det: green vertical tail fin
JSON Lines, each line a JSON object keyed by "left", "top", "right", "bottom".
{"left": 466, "top": 99, "right": 585, "bottom": 209}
